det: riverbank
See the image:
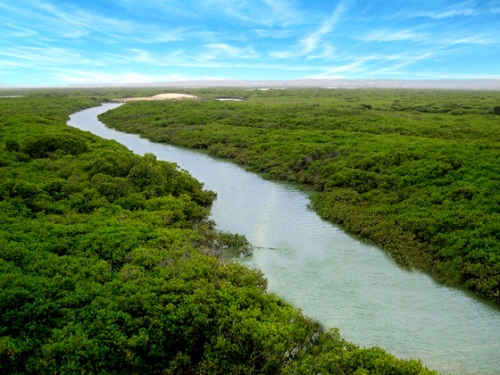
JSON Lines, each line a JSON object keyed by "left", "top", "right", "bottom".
{"left": 98, "top": 87, "right": 500, "bottom": 305}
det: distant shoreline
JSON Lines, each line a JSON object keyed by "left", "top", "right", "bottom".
{"left": 71, "top": 78, "right": 500, "bottom": 90}
{"left": 2, "top": 78, "right": 500, "bottom": 90}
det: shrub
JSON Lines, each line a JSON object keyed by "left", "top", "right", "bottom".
{"left": 22, "top": 134, "right": 89, "bottom": 158}
{"left": 5, "top": 140, "right": 20, "bottom": 152}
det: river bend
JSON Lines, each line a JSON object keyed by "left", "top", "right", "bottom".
{"left": 68, "top": 103, "right": 500, "bottom": 375}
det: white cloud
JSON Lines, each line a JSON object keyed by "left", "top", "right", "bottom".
{"left": 306, "top": 43, "right": 337, "bottom": 60}
{"left": 105, "top": 46, "right": 260, "bottom": 68}
{"left": 127, "top": 49, "right": 159, "bottom": 64}
{"left": 261, "top": 0, "right": 304, "bottom": 26}
{"left": 445, "top": 34, "right": 499, "bottom": 45}
{"left": 299, "top": 0, "right": 348, "bottom": 54}
{"left": 361, "top": 29, "right": 428, "bottom": 43}
{"left": 207, "top": 44, "right": 259, "bottom": 58}
{"left": 0, "top": 47, "right": 83, "bottom": 65}
{"left": 1, "top": 0, "right": 499, "bottom": 85}
{"left": 115, "top": 0, "right": 199, "bottom": 18}
{"left": 271, "top": 0, "right": 349, "bottom": 59}
{"left": 201, "top": 0, "right": 303, "bottom": 27}
{"left": 103, "top": 49, "right": 178, "bottom": 67}
{"left": 1, "top": 23, "right": 38, "bottom": 39}
{"left": 359, "top": 26, "right": 499, "bottom": 48}
{"left": 312, "top": 55, "right": 379, "bottom": 78}
{"left": 22, "top": 1, "right": 133, "bottom": 39}
{"left": 254, "top": 28, "right": 298, "bottom": 39}
{"left": 368, "top": 52, "right": 436, "bottom": 76}
{"left": 0, "top": 0, "right": 188, "bottom": 45}
{"left": 307, "top": 49, "right": 441, "bottom": 79}
{"left": 395, "top": 0, "right": 498, "bottom": 20}
{"left": 416, "top": 6, "right": 478, "bottom": 19}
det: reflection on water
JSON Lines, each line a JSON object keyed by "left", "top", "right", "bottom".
{"left": 68, "top": 103, "right": 500, "bottom": 375}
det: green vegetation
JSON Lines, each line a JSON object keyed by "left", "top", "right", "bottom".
{"left": 0, "top": 91, "right": 436, "bottom": 374}
{"left": 99, "top": 88, "right": 500, "bottom": 304}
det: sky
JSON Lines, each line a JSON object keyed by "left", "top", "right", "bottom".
{"left": 1, "top": 0, "right": 499, "bottom": 87}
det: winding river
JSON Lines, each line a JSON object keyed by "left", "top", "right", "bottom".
{"left": 68, "top": 103, "right": 500, "bottom": 375}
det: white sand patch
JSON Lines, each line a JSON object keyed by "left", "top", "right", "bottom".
{"left": 116, "top": 93, "right": 198, "bottom": 102}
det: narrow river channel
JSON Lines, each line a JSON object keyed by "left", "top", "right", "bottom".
{"left": 68, "top": 103, "right": 500, "bottom": 375}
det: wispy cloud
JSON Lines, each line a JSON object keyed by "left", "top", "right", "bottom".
{"left": 305, "top": 46, "right": 446, "bottom": 79}
{"left": 270, "top": 0, "right": 349, "bottom": 59}
{"left": 1, "top": 23, "right": 38, "bottom": 39}
{"left": 393, "top": 0, "right": 500, "bottom": 20}
{"left": 261, "top": 0, "right": 304, "bottom": 26}
{"left": 367, "top": 51, "right": 436, "bottom": 77}
{"left": 254, "top": 28, "right": 298, "bottom": 39}
{"left": 199, "top": 0, "right": 307, "bottom": 28}
{"left": 0, "top": 0, "right": 188, "bottom": 44}
{"left": 36, "top": 1, "right": 135, "bottom": 38}
{"left": 310, "top": 54, "right": 382, "bottom": 78}
{"left": 115, "top": 0, "right": 199, "bottom": 19}
{"left": 299, "top": 0, "right": 348, "bottom": 54}
{"left": 359, "top": 28, "right": 499, "bottom": 47}
{"left": 201, "top": 44, "right": 260, "bottom": 60}
{"left": 307, "top": 43, "right": 337, "bottom": 60}
{"left": 1, "top": 0, "right": 499, "bottom": 86}
{"left": 417, "top": 8, "right": 477, "bottom": 19}
{"left": 0, "top": 47, "right": 92, "bottom": 66}
{"left": 361, "top": 29, "right": 428, "bottom": 43}
{"left": 110, "top": 43, "right": 260, "bottom": 68}
{"left": 444, "top": 34, "right": 499, "bottom": 46}
{"left": 105, "top": 46, "right": 264, "bottom": 69}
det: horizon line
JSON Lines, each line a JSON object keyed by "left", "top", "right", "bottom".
{"left": 2, "top": 78, "right": 500, "bottom": 90}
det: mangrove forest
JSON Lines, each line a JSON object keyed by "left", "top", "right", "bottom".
{"left": 0, "top": 89, "right": 441, "bottom": 374}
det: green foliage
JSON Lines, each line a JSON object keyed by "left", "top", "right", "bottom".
{"left": 0, "top": 92, "right": 435, "bottom": 374}
{"left": 100, "top": 88, "right": 500, "bottom": 304}
{"left": 22, "top": 133, "right": 90, "bottom": 158}
{"left": 283, "top": 328, "right": 435, "bottom": 375}
{"left": 5, "top": 140, "right": 20, "bottom": 152}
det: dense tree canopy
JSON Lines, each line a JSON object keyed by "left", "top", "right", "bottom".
{"left": 0, "top": 91, "right": 436, "bottom": 374}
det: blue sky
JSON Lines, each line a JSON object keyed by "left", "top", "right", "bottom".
{"left": 1, "top": 0, "right": 499, "bottom": 87}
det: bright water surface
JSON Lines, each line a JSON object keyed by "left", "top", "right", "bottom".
{"left": 68, "top": 103, "right": 500, "bottom": 375}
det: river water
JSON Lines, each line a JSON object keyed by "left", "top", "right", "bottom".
{"left": 68, "top": 103, "right": 500, "bottom": 375}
